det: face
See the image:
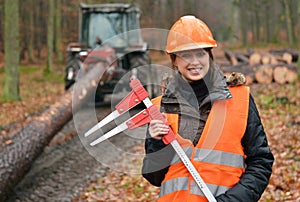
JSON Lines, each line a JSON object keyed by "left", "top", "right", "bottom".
{"left": 174, "top": 48, "right": 210, "bottom": 82}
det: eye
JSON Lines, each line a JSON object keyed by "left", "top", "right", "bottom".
{"left": 180, "top": 53, "right": 192, "bottom": 59}
{"left": 196, "top": 51, "right": 206, "bottom": 57}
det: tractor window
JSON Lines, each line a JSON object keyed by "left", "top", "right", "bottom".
{"left": 87, "top": 13, "right": 127, "bottom": 48}
{"left": 127, "top": 12, "right": 140, "bottom": 30}
{"left": 127, "top": 12, "right": 143, "bottom": 45}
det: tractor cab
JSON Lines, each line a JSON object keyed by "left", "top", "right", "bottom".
{"left": 65, "top": 3, "right": 158, "bottom": 102}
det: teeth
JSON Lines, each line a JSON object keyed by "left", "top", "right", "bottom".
{"left": 189, "top": 68, "right": 201, "bottom": 72}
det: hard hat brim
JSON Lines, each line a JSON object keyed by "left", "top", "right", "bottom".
{"left": 166, "top": 42, "right": 217, "bottom": 54}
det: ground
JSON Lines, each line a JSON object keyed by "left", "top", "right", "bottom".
{"left": 0, "top": 52, "right": 299, "bottom": 201}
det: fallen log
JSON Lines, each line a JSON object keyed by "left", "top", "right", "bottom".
{"left": 269, "top": 48, "right": 298, "bottom": 63}
{"left": 224, "top": 49, "right": 238, "bottom": 65}
{"left": 235, "top": 53, "right": 249, "bottom": 64}
{"left": 0, "top": 61, "right": 108, "bottom": 201}
{"left": 272, "top": 52, "right": 293, "bottom": 64}
{"left": 254, "top": 64, "right": 274, "bottom": 84}
{"left": 260, "top": 53, "right": 278, "bottom": 65}
{"left": 273, "top": 64, "right": 298, "bottom": 84}
{"left": 249, "top": 52, "right": 262, "bottom": 65}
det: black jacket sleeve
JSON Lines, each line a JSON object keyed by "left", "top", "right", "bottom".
{"left": 142, "top": 130, "right": 175, "bottom": 186}
{"left": 216, "top": 95, "right": 274, "bottom": 202}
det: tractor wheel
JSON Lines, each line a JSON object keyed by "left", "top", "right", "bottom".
{"left": 64, "top": 59, "right": 80, "bottom": 90}
{"left": 95, "top": 88, "right": 105, "bottom": 103}
{"left": 129, "top": 52, "right": 159, "bottom": 98}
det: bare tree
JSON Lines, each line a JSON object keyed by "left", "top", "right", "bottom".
{"left": 46, "top": 0, "right": 55, "bottom": 73}
{"left": 28, "top": 0, "right": 35, "bottom": 63}
{"left": 298, "top": 0, "right": 300, "bottom": 75}
{"left": 55, "top": 0, "right": 63, "bottom": 64}
{"left": 239, "top": 0, "right": 249, "bottom": 46}
{"left": 3, "top": 0, "right": 20, "bottom": 101}
{"left": 283, "top": 0, "right": 294, "bottom": 45}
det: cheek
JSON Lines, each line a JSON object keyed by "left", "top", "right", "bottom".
{"left": 174, "top": 57, "right": 188, "bottom": 69}
{"left": 201, "top": 55, "right": 210, "bottom": 67}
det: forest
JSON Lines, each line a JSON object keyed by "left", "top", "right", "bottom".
{"left": 0, "top": 0, "right": 300, "bottom": 201}
{"left": 2, "top": 0, "right": 300, "bottom": 100}
{"left": 1, "top": 0, "right": 300, "bottom": 65}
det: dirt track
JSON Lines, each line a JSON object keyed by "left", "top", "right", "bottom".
{"left": 6, "top": 104, "right": 146, "bottom": 202}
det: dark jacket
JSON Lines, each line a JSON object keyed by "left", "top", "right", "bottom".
{"left": 142, "top": 63, "right": 274, "bottom": 202}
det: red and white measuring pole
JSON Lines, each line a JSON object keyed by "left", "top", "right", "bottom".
{"left": 84, "top": 78, "right": 216, "bottom": 202}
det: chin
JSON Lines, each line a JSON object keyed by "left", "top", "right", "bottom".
{"left": 186, "top": 76, "right": 204, "bottom": 82}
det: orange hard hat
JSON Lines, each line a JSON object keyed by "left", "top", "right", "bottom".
{"left": 166, "top": 15, "right": 217, "bottom": 53}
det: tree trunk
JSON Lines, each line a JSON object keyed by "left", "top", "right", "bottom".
{"left": 283, "top": 0, "right": 294, "bottom": 45}
{"left": 239, "top": 0, "right": 249, "bottom": 46}
{"left": 298, "top": 0, "right": 300, "bottom": 76}
{"left": 55, "top": 0, "right": 63, "bottom": 64}
{"left": 46, "top": 0, "right": 55, "bottom": 73}
{"left": 264, "top": 0, "right": 272, "bottom": 42}
{"left": 35, "top": 1, "right": 40, "bottom": 59}
{"left": 0, "top": 62, "right": 108, "bottom": 202}
{"left": 28, "top": 0, "right": 34, "bottom": 63}
{"left": 3, "top": 0, "right": 20, "bottom": 101}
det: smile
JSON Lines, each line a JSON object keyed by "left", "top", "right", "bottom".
{"left": 188, "top": 67, "right": 203, "bottom": 74}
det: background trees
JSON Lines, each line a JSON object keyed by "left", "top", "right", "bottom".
{"left": 2, "top": 0, "right": 300, "bottom": 65}
{"left": 3, "top": 0, "right": 20, "bottom": 101}
{"left": 1, "top": 0, "right": 300, "bottom": 100}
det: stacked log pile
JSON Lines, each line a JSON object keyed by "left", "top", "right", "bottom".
{"left": 222, "top": 49, "right": 299, "bottom": 84}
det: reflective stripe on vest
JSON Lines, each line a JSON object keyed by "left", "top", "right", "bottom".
{"left": 194, "top": 148, "right": 245, "bottom": 168}
{"left": 159, "top": 177, "right": 189, "bottom": 197}
{"left": 160, "top": 177, "right": 230, "bottom": 197}
{"left": 190, "top": 180, "right": 230, "bottom": 197}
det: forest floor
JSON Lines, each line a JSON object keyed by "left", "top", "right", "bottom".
{"left": 0, "top": 51, "right": 299, "bottom": 201}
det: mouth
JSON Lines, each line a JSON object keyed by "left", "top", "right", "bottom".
{"left": 188, "top": 67, "right": 203, "bottom": 74}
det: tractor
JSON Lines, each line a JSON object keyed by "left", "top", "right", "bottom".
{"left": 64, "top": 3, "right": 158, "bottom": 102}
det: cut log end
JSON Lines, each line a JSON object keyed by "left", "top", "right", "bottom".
{"left": 274, "top": 65, "right": 298, "bottom": 84}
{"left": 249, "top": 52, "right": 261, "bottom": 65}
{"left": 255, "top": 65, "right": 273, "bottom": 84}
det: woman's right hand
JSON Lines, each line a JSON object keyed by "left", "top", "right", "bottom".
{"left": 148, "top": 120, "right": 170, "bottom": 140}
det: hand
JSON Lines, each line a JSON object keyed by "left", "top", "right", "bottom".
{"left": 148, "top": 120, "right": 170, "bottom": 140}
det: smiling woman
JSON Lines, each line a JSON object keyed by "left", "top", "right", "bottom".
{"left": 142, "top": 15, "right": 274, "bottom": 202}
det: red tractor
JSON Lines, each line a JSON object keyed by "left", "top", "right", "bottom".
{"left": 64, "top": 3, "right": 158, "bottom": 102}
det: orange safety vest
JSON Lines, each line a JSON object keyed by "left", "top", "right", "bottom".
{"left": 151, "top": 86, "right": 250, "bottom": 202}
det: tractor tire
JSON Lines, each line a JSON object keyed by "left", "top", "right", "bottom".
{"left": 64, "top": 59, "right": 81, "bottom": 90}
{"left": 129, "top": 52, "right": 159, "bottom": 98}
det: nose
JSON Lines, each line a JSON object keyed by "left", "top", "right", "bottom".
{"left": 190, "top": 54, "right": 200, "bottom": 65}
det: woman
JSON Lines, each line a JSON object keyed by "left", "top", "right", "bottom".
{"left": 142, "top": 15, "right": 274, "bottom": 202}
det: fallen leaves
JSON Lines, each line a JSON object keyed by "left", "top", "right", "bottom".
{"left": 74, "top": 144, "right": 160, "bottom": 202}
{"left": 252, "top": 81, "right": 300, "bottom": 201}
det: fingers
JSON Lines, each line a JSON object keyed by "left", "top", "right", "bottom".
{"left": 148, "top": 120, "right": 169, "bottom": 140}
